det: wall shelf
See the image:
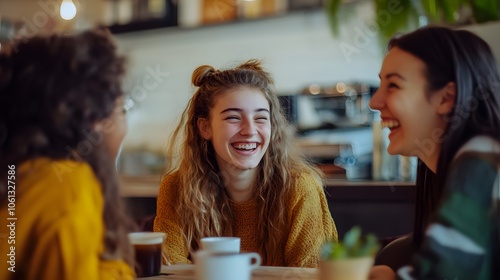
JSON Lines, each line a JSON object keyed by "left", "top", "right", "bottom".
{"left": 106, "top": 17, "right": 178, "bottom": 34}
{"left": 105, "top": 1, "right": 322, "bottom": 35}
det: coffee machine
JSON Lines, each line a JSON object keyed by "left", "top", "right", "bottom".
{"left": 279, "top": 82, "right": 376, "bottom": 180}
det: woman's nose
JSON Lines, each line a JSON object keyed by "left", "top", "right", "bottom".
{"left": 369, "top": 88, "right": 384, "bottom": 111}
{"left": 240, "top": 119, "right": 257, "bottom": 136}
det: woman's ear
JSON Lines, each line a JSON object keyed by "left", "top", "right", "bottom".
{"left": 197, "top": 118, "right": 211, "bottom": 140}
{"left": 436, "top": 81, "right": 456, "bottom": 115}
{"left": 94, "top": 120, "right": 104, "bottom": 132}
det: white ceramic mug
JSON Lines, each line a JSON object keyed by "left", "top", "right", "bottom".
{"left": 193, "top": 251, "right": 261, "bottom": 280}
{"left": 200, "top": 237, "right": 240, "bottom": 253}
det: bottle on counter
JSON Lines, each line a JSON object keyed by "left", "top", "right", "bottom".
{"left": 371, "top": 111, "right": 398, "bottom": 181}
{"left": 398, "top": 155, "right": 417, "bottom": 181}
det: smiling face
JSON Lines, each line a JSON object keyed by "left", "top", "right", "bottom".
{"left": 369, "top": 47, "right": 451, "bottom": 164}
{"left": 198, "top": 87, "right": 271, "bottom": 173}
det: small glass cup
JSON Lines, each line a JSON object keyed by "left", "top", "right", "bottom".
{"left": 128, "top": 232, "right": 166, "bottom": 277}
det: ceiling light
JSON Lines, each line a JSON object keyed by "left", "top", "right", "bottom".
{"left": 60, "top": 0, "right": 77, "bottom": 20}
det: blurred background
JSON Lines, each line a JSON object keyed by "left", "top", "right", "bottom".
{"left": 1, "top": 0, "right": 499, "bottom": 236}
{"left": 1, "top": 0, "right": 498, "bottom": 179}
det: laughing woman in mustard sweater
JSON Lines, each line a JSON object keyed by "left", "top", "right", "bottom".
{"left": 154, "top": 60, "right": 337, "bottom": 267}
{"left": 0, "top": 30, "right": 135, "bottom": 279}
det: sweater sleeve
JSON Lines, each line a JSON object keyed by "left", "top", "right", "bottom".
{"left": 28, "top": 208, "right": 134, "bottom": 280}
{"left": 284, "top": 174, "right": 338, "bottom": 267}
{"left": 27, "top": 194, "right": 101, "bottom": 280}
{"left": 21, "top": 161, "right": 134, "bottom": 280}
{"left": 154, "top": 173, "right": 191, "bottom": 265}
{"left": 398, "top": 153, "right": 498, "bottom": 280}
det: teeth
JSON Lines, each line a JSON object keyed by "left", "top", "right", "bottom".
{"left": 234, "top": 143, "right": 257, "bottom": 150}
{"left": 381, "top": 120, "right": 400, "bottom": 129}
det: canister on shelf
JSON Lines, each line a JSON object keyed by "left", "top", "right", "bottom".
{"left": 179, "top": 0, "right": 202, "bottom": 27}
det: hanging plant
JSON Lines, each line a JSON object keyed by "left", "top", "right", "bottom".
{"left": 325, "top": 0, "right": 500, "bottom": 43}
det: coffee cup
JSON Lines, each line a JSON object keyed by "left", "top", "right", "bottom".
{"left": 128, "top": 232, "right": 166, "bottom": 277}
{"left": 200, "top": 237, "right": 240, "bottom": 253}
{"left": 193, "top": 251, "right": 261, "bottom": 280}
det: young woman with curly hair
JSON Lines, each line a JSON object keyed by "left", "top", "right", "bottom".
{"left": 154, "top": 59, "right": 337, "bottom": 267}
{"left": 0, "top": 29, "right": 135, "bottom": 279}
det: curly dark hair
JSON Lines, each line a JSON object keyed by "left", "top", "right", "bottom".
{"left": 0, "top": 29, "right": 134, "bottom": 265}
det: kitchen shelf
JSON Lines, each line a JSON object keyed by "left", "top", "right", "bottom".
{"left": 105, "top": 2, "right": 322, "bottom": 35}
{"left": 106, "top": 17, "right": 177, "bottom": 34}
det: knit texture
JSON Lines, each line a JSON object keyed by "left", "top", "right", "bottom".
{"left": 154, "top": 171, "right": 337, "bottom": 267}
{"left": 0, "top": 158, "right": 135, "bottom": 280}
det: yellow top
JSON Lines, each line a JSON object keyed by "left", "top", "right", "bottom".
{"left": 154, "top": 171, "right": 337, "bottom": 267}
{"left": 0, "top": 158, "right": 134, "bottom": 280}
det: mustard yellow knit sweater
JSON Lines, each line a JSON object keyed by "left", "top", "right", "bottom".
{"left": 153, "top": 171, "right": 337, "bottom": 267}
{"left": 0, "top": 158, "right": 135, "bottom": 280}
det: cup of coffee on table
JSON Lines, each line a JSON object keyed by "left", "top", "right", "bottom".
{"left": 200, "top": 237, "right": 240, "bottom": 253}
{"left": 193, "top": 251, "right": 261, "bottom": 280}
{"left": 128, "top": 232, "right": 166, "bottom": 277}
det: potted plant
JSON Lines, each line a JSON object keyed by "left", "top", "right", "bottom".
{"left": 324, "top": 0, "right": 500, "bottom": 44}
{"left": 319, "top": 226, "right": 380, "bottom": 280}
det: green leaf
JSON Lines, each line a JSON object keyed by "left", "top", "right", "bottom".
{"left": 358, "top": 234, "right": 381, "bottom": 257}
{"left": 470, "top": 0, "right": 499, "bottom": 23}
{"left": 375, "top": 0, "right": 420, "bottom": 45}
{"left": 321, "top": 226, "right": 381, "bottom": 259}
{"left": 422, "top": 0, "right": 440, "bottom": 21}
{"left": 437, "top": 0, "right": 463, "bottom": 23}
{"left": 324, "top": 0, "right": 500, "bottom": 52}
{"left": 331, "top": 243, "right": 347, "bottom": 259}
{"left": 325, "top": 0, "right": 343, "bottom": 36}
{"left": 343, "top": 226, "right": 361, "bottom": 248}
{"left": 320, "top": 241, "right": 335, "bottom": 260}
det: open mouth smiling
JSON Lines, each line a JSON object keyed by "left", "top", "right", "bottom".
{"left": 382, "top": 120, "right": 400, "bottom": 130}
{"left": 232, "top": 142, "right": 259, "bottom": 151}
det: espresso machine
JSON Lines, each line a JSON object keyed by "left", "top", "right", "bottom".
{"left": 279, "top": 82, "right": 376, "bottom": 180}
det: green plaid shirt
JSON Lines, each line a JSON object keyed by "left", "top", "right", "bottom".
{"left": 398, "top": 138, "right": 500, "bottom": 280}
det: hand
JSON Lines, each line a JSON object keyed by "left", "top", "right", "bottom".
{"left": 369, "top": 265, "right": 396, "bottom": 280}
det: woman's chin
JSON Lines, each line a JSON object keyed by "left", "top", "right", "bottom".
{"left": 237, "top": 164, "right": 259, "bottom": 171}
{"left": 225, "top": 161, "right": 258, "bottom": 171}
{"left": 386, "top": 144, "right": 400, "bottom": 156}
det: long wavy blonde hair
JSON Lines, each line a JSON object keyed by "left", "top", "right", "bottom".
{"left": 164, "top": 59, "right": 322, "bottom": 265}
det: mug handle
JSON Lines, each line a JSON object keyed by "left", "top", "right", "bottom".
{"left": 247, "top": 253, "right": 261, "bottom": 270}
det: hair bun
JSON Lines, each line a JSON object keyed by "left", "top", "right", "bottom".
{"left": 192, "top": 65, "right": 216, "bottom": 87}
{"left": 236, "top": 59, "right": 263, "bottom": 72}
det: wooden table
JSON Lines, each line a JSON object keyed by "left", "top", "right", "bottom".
{"left": 140, "top": 264, "right": 318, "bottom": 279}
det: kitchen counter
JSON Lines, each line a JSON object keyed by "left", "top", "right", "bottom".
{"left": 120, "top": 175, "right": 163, "bottom": 198}
{"left": 121, "top": 174, "right": 415, "bottom": 238}
{"left": 119, "top": 174, "right": 415, "bottom": 198}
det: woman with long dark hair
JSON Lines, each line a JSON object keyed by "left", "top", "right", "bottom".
{"left": 370, "top": 26, "right": 500, "bottom": 279}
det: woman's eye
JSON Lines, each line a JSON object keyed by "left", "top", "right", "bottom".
{"left": 225, "top": 116, "right": 240, "bottom": 120}
{"left": 388, "top": 83, "right": 400, "bottom": 89}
